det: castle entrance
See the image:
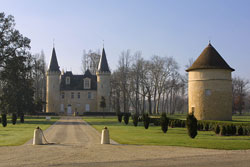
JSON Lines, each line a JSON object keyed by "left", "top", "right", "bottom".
{"left": 67, "top": 105, "right": 72, "bottom": 115}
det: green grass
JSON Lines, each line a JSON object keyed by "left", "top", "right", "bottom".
{"left": 84, "top": 116, "right": 250, "bottom": 150}
{"left": 0, "top": 116, "right": 59, "bottom": 146}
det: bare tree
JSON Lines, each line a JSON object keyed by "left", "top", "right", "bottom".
{"left": 232, "top": 76, "right": 249, "bottom": 115}
{"left": 81, "top": 49, "right": 100, "bottom": 74}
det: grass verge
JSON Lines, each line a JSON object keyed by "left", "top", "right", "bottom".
{"left": 84, "top": 116, "right": 250, "bottom": 150}
{"left": 0, "top": 116, "right": 59, "bottom": 146}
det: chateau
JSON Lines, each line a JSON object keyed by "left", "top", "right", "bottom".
{"left": 186, "top": 43, "right": 234, "bottom": 120}
{"left": 46, "top": 47, "right": 111, "bottom": 115}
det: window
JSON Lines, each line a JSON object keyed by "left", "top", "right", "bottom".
{"left": 85, "top": 104, "right": 90, "bottom": 112}
{"left": 71, "top": 92, "right": 74, "bottom": 99}
{"left": 88, "top": 92, "right": 92, "bottom": 99}
{"left": 61, "top": 92, "right": 65, "bottom": 99}
{"left": 84, "top": 78, "right": 91, "bottom": 89}
{"left": 205, "top": 89, "right": 211, "bottom": 96}
{"left": 78, "top": 92, "right": 80, "bottom": 99}
{"left": 66, "top": 77, "right": 70, "bottom": 85}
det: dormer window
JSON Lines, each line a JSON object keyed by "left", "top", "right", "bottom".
{"left": 66, "top": 77, "right": 70, "bottom": 85}
{"left": 84, "top": 78, "right": 91, "bottom": 89}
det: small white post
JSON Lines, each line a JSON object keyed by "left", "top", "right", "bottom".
{"left": 33, "top": 127, "right": 43, "bottom": 145}
{"left": 101, "top": 127, "right": 110, "bottom": 144}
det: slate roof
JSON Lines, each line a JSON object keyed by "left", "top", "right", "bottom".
{"left": 186, "top": 43, "right": 234, "bottom": 72}
{"left": 60, "top": 70, "right": 97, "bottom": 91}
{"left": 97, "top": 48, "right": 110, "bottom": 73}
{"left": 48, "top": 47, "right": 60, "bottom": 72}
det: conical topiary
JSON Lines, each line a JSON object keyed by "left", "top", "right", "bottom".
{"left": 2, "top": 114, "right": 7, "bottom": 127}
{"left": 186, "top": 113, "right": 197, "bottom": 138}
{"left": 143, "top": 113, "right": 150, "bottom": 129}
{"left": 12, "top": 113, "right": 17, "bottom": 125}
{"left": 160, "top": 113, "right": 169, "bottom": 133}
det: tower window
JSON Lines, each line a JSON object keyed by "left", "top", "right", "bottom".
{"left": 66, "top": 77, "right": 70, "bottom": 85}
{"left": 88, "top": 92, "right": 92, "bottom": 99}
{"left": 205, "top": 89, "right": 211, "bottom": 96}
{"left": 71, "top": 92, "right": 74, "bottom": 99}
{"left": 61, "top": 92, "right": 65, "bottom": 99}
{"left": 78, "top": 92, "right": 80, "bottom": 99}
{"left": 84, "top": 78, "right": 91, "bottom": 89}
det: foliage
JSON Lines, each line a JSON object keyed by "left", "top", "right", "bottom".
{"left": 1, "top": 114, "right": 7, "bottom": 127}
{"left": 117, "top": 112, "right": 123, "bottom": 123}
{"left": 123, "top": 113, "right": 130, "bottom": 125}
{"left": 214, "top": 124, "right": 220, "bottom": 134}
{"left": 186, "top": 113, "right": 197, "bottom": 138}
{"left": 131, "top": 113, "right": 139, "bottom": 127}
{"left": 20, "top": 113, "right": 24, "bottom": 123}
{"left": 12, "top": 113, "right": 17, "bottom": 125}
{"left": 160, "top": 113, "right": 169, "bottom": 133}
{"left": 0, "top": 12, "right": 34, "bottom": 116}
{"left": 238, "top": 126, "right": 243, "bottom": 136}
{"left": 143, "top": 113, "right": 150, "bottom": 129}
{"left": 220, "top": 125, "right": 227, "bottom": 136}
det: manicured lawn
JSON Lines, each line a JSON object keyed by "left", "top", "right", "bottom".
{"left": 0, "top": 116, "right": 59, "bottom": 146}
{"left": 84, "top": 116, "right": 250, "bottom": 150}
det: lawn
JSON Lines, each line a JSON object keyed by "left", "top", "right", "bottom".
{"left": 84, "top": 116, "right": 250, "bottom": 150}
{"left": 0, "top": 116, "right": 59, "bottom": 146}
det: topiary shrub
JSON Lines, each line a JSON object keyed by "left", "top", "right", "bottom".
{"left": 0, "top": 117, "right": 1, "bottom": 123}
{"left": 214, "top": 124, "right": 220, "bottom": 134}
{"left": 186, "top": 113, "right": 197, "bottom": 139}
{"left": 117, "top": 112, "right": 123, "bottom": 123}
{"left": 131, "top": 113, "right": 139, "bottom": 127}
{"left": 143, "top": 113, "right": 150, "bottom": 129}
{"left": 238, "top": 126, "right": 243, "bottom": 136}
{"left": 12, "top": 113, "right": 17, "bottom": 125}
{"left": 20, "top": 113, "right": 24, "bottom": 123}
{"left": 204, "top": 123, "right": 209, "bottom": 131}
{"left": 160, "top": 113, "right": 169, "bottom": 133}
{"left": 226, "top": 125, "right": 232, "bottom": 135}
{"left": 123, "top": 113, "right": 130, "bottom": 125}
{"left": 231, "top": 125, "right": 237, "bottom": 136}
{"left": 220, "top": 125, "right": 227, "bottom": 136}
{"left": 1, "top": 114, "right": 7, "bottom": 127}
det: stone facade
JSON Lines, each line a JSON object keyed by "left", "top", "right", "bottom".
{"left": 46, "top": 47, "right": 111, "bottom": 115}
{"left": 188, "top": 69, "right": 232, "bottom": 120}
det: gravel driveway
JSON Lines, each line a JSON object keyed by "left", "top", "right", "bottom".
{"left": 0, "top": 117, "right": 250, "bottom": 167}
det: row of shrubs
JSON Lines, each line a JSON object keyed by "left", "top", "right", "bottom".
{"left": 0, "top": 113, "right": 25, "bottom": 127}
{"left": 116, "top": 112, "right": 250, "bottom": 137}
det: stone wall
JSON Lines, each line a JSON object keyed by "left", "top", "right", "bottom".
{"left": 188, "top": 69, "right": 232, "bottom": 120}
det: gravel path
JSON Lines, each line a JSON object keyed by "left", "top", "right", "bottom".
{"left": 1, "top": 117, "right": 250, "bottom": 167}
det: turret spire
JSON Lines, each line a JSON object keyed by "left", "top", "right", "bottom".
{"left": 48, "top": 47, "right": 60, "bottom": 72}
{"left": 98, "top": 48, "right": 110, "bottom": 73}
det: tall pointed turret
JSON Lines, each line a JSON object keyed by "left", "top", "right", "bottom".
{"left": 96, "top": 47, "right": 111, "bottom": 112}
{"left": 98, "top": 48, "right": 110, "bottom": 73}
{"left": 48, "top": 47, "right": 60, "bottom": 72}
{"left": 46, "top": 47, "right": 61, "bottom": 113}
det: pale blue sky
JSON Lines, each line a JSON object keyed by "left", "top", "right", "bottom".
{"left": 0, "top": 0, "right": 249, "bottom": 79}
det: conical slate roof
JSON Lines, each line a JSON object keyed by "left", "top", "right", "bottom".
{"left": 98, "top": 48, "right": 110, "bottom": 73}
{"left": 186, "top": 43, "right": 234, "bottom": 72}
{"left": 48, "top": 47, "right": 60, "bottom": 72}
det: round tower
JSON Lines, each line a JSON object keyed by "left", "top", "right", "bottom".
{"left": 46, "top": 47, "right": 61, "bottom": 113}
{"left": 186, "top": 43, "right": 234, "bottom": 120}
{"left": 96, "top": 48, "right": 111, "bottom": 112}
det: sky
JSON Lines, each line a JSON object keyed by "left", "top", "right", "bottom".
{"left": 0, "top": 0, "right": 250, "bottom": 79}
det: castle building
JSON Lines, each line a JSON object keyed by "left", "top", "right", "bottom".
{"left": 46, "top": 47, "right": 111, "bottom": 115}
{"left": 186, "top": 43, "right": 234, "bottom": 120}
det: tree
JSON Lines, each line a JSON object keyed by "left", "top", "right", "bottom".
{"left": 232, "top": 76, "right": 249, "bottom": 115}
{"left": 160, "top": 113, "right": 169, "bottom": 133}
{"left": 0, "top": 13, "right": 33, "bottom": 120}
{"left": 186, "top": 113, "right": 198, "bottom": 138}
{"left": 100, "top": 96, "right": 106, "bottom": 118}
{"left": 81, "top": 49, "right": 100, "bottom": 74}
